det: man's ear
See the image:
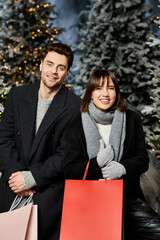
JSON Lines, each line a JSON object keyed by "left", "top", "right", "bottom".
{"left": 65, "top": 70, "right": 70, "bottom": 78}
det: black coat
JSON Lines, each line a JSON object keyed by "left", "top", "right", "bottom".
{"left": 63, "top": 110, "right": 149, "bottom": 200}
{"left": 0, "top": 81, "right": 81, "bottom": 240}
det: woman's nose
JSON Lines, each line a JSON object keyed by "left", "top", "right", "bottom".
{"left": 102, "top": 88, "right": 109, "bottom": 96}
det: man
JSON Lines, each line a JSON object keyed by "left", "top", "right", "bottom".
{"left": 0, "top": 43, "right": 81, "bottom": 240}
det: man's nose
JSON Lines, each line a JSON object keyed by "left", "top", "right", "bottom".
{"left": 51, "top": 66, "right": 58, "bottom": 73}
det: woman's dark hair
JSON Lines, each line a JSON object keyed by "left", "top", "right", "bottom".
{"left": 41, "top": 43, "right": 74, "bottom": 70}
{"left": 80, "top": 69, "right": 127, "bottom": 112}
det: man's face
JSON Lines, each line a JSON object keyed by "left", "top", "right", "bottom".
{"left": 40, "top": 51, "right": 69, "bottom": 91}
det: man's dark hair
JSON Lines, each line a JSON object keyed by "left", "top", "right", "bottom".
{"left": 41, "top": 43, "right": 74, "bottom": 70}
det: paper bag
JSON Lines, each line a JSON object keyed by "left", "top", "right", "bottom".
{"left": 0, "top": 203, "right": 37, "bottom": 240}
{"left": 60, "top": 161, "right": 123, "bottom": 240}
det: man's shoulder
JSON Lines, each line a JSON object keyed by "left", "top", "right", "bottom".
{"left": 11, "top": 81, "right": 39, "bottom": 96}
{"left": 11, "top": 82, "right": 39, "bottom": 98}
{"left": 64, "top": 85, "right": 81, "bottom": 107}
{"left": 65, "top": 113, "right": 82, "bottom": 133}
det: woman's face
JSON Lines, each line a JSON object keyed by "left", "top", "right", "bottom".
{"left": 91, "top": 77, "right": 116, "bottom": 111}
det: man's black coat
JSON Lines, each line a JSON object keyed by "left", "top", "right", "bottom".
{"left": 0, "top": 81, "right": 81, "bottom": 240}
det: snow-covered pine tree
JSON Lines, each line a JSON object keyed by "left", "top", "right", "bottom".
{"left": 69, "top": 0, "right": 97, "bottom": 94}
{"left": 142, "top": 7, "right": 160, "bottom": 160}
{"left": 75, "top": 0, "right": 160, "bottom": 112}
{"left": 0, "top": 0, "right": 63, "bottom": 117}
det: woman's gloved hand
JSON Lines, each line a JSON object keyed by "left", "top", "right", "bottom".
{"left": 97, "top": 139, "right": 114, "bottom": 168}
{"left": 101, "top": 161, "right": 126, "bottom": 179}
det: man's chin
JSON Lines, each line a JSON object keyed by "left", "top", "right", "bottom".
{"left": 47, "top": 82, "right": 63, "bottom": 91}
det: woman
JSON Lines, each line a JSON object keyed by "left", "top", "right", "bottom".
{"left": 63, "top": 69, "right": 160, "bottom": 239}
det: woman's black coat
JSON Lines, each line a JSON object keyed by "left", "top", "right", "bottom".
{"left": 63, "top": 109, "right": 149, "bottom": 200}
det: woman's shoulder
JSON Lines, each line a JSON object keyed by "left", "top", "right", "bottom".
{"left": 126, "top": 108, "right": 141, "bottom": 118}
{"left": 126, "top": 108, "right": 142, "bottom": 125}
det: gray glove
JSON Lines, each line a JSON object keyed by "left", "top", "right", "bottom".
{"left": 101, "top": 161, "right": 126, "bottom": 180}
{"left": 97, "top": 139, "right": 114, "bottom": 168}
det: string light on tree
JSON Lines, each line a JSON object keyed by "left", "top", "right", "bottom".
{"left": 0, "top": 0, "right": 64, "bottom": 119}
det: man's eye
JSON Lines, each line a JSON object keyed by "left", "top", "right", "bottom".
{"left": 59, "top": 67, "right": 64, "bottom": 70}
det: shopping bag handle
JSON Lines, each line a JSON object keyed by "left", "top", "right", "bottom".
{"left": 83, "top": 160, "right": 90, "bottom": 181}
{"left": 9, "top": 193, "right": 33, "bottom": 211}
{"left": 83, "top": 160, "right": 107, "bottom": 182}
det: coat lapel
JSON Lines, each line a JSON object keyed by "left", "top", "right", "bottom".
{"left": 29, "top": 84, "right": 68, "bottom": 159}
{"left": 20, "top": 82, "right": 39, "bottom": 161}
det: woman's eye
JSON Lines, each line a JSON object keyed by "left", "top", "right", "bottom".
{"left": 95, "top": 87, "right": 102, "bottom": 90}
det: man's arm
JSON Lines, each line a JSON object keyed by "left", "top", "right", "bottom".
{"left": 0, "top": 89, "right": 22, "bottom": 178}
{"left": 0, "top": 89, "right": 31, "bottom": 196}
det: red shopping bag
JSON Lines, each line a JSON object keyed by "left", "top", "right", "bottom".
{"left": 60, "top": 161, "right": 123, "bottom": 240}
{"left": 0, "top": 197, "right": 37, "bottom": 240}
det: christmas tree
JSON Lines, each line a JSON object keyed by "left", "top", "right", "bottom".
{"left": 142, "top": 10, "right": 160, "bottom": 160}
{"left": 69, "top": 0, "right": 97, "bottom": 95}
{"left": 0, "top": 0, "right": 63, "bottom": 118}
{"left": 75, "top": 0, "right": 160, "bottom": 112}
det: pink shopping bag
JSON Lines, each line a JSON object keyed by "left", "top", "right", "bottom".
{"left": 0, "top": 201, "right": 37, "bottom": 240}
